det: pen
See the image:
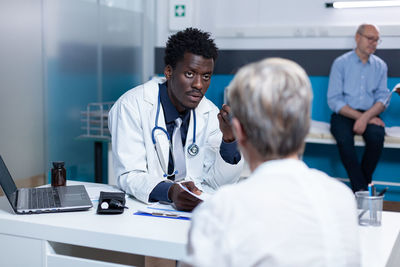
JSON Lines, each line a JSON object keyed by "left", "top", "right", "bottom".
{"left": 367, "top": 183, "right": 376, "bottom": 222}
{"left": 144, "top": 211, "right": 189, "bottom": 220}
{"left": 368, "top": 183, "right": 374, "bottom": 196}
{"left": 378, "top": 187, "right": 389, "bottom": 197}
{"left": 151, "top": 212, "right": 179, "bottom": 217}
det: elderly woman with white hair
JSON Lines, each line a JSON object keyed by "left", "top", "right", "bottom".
{"left": 183, "top": 58, "right": 361, "bottom": 267}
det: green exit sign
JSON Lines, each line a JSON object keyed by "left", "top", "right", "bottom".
{"left": 175, "top": 5, "right": 185, "bottom": 17}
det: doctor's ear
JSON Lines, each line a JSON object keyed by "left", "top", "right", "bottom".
{"left": 164, "top": 65, "right": 173, "bottom": 80}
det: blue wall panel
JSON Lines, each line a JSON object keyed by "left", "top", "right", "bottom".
{"left": 208, "top": 74, "right": 400, "bottom": 201}
{"left": 47, "top": 60, "right": 97, "bottom": 182}
{"left": 205, "top": 74, "right": 233, "bottom": 109}
{"left": 47, "top": 60, "right": 141, "bottom": 183}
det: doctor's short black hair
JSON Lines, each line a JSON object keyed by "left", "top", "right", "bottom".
{"left": 164, "top": 28, "right": 218, "bottom": 69}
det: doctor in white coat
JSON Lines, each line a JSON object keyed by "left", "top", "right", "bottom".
{"left": 108, "top": 28, "right": 243, "bottom": 211}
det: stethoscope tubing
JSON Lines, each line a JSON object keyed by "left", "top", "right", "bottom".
{"left": 152, "top": 88, "right": 198, "bottom": 177}
{"left": 152, "top": 89, "right": 197, "bottom": 146}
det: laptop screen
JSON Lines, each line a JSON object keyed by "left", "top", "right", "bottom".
{"left": 0, "top": 156, "right": 18, "bottom": 210}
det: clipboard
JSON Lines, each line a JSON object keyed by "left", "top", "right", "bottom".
{"left": 134, "top": 203, "right": 192, "bottom": 220}
{"left": 134, "top": 211, "right": 190, "bottom": 220}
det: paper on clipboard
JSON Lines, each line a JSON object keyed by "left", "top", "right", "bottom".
{"left": 177, "top": 183, "right": 209, "bottom": 201}
{"left": 383, "top": 83, "right": 400, "bottom": 106}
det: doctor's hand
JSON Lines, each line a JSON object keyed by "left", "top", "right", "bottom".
{"left": 218, "top": 104, "right": 235, "bottom": 143}
{"left": 168, "top": 181, "right": 202, "bottom": 211}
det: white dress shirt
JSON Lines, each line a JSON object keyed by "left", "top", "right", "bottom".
{"left": 185, "top": 159, "right": 361, "bottom": 267}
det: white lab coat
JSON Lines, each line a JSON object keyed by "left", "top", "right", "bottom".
{"left": 185, "top": 159, "right": 361, "bottom": 267}
{"left": 108, "top": 78, "right": 243, "bottom": 203}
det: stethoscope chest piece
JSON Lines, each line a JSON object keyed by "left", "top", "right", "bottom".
{"left": 187, "top": 143, "right": 199, "bottom": 156}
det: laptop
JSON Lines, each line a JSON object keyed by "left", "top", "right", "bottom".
{"left": 0, "top": 155, "right": 93, "bottom": 214}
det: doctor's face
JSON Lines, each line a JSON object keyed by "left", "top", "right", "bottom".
{"left": 165, "top": 53, "right": 214, "bottom": 112}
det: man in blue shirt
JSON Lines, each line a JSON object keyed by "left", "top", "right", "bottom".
{"left": 327, "top": 24, "right": 390, "bottom": 192}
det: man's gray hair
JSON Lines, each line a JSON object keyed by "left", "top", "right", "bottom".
{"left": 227, "top": 58, "right": 313, "bottom": 160}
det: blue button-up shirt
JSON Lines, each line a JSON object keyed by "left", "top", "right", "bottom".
{"left": 327, "top": 50, "right": 389, "bottom": 113}
{"left": 149, "top": 82, "right": 241, "bottom": 202}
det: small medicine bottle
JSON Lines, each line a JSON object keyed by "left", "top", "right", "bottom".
{"left": 51, "top": 161, "right": 66, "bottom": 187}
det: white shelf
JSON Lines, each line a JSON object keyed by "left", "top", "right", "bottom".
{"left": 79, "top": 102, "right": 114, "bottom": 140}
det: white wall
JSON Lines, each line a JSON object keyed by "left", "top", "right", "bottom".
{"left": 0, "top": 0, "right": 45, "bottom": 180}
{"left": 155, "top": 0, "right": 400, "bottom": 50}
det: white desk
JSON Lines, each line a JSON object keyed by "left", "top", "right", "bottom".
{"left": 0, "top": 182, "right": 190, "bottom": 267}
{"left": 0, "top": 182, "right": 399, "bottom": 267}
{"left": 360, "top": 211, "right": 400, "bottom": 267}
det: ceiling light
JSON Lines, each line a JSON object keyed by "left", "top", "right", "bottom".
{"left": 326, "top": 1, "right": 400, "bottom": 8}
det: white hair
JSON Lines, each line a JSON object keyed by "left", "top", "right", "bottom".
{"left": 227, "top": 58, "right": 313, "bottom": 159}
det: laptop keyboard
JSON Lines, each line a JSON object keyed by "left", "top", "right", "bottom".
{"left": 28, "top": 187, "right": 61, "bottom": 209}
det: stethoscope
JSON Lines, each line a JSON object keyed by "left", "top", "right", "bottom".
{"left": 151, "top": 89, "right": 199, "bottom": 177}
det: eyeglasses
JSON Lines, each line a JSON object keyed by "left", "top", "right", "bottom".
{"left": 358, "top": 32, "right": 382, "bottom": 44}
